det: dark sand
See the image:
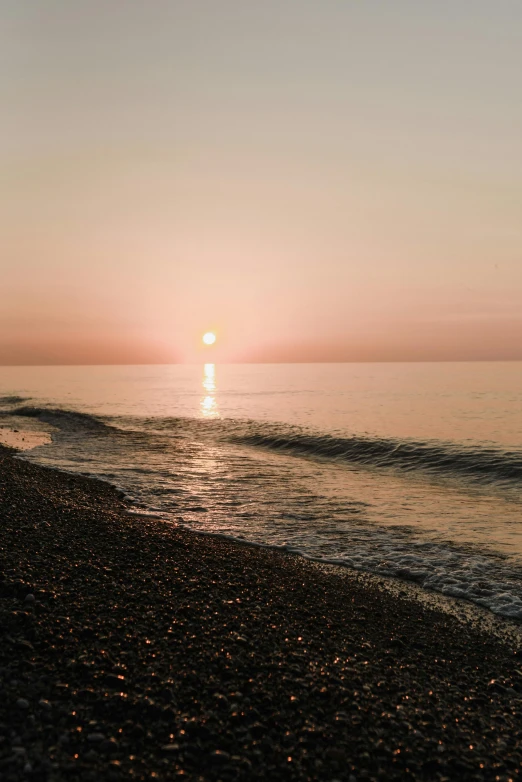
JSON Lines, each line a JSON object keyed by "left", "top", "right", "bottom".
{"left": 1, "top": 444, "right": 522, "bottom": 781}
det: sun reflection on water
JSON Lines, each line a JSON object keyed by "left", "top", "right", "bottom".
{"left": 201, "top": 363, "right": 219, "bottom": 418}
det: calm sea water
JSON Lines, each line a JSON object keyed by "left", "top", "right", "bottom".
{"left": 1, "top": 362, "right": 522, "bottom": 618}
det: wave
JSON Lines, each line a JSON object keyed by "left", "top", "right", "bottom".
{"left": 7, "top": 406, "right": 112, "bottom": 433}
{"left": 230, "top": 427, "right": 522, "bottom": 485}
{"left": 7, "top": 404, "right": 522, "bottom": 487}
{"left": 0, "top": 395, "right": 30, "bottom": 405}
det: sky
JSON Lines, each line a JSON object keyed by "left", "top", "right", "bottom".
{"left": 1, "top": 1, "right": 522, "bottom": 364}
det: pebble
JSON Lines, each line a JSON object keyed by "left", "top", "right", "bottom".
{"left": 100, "top": 738, "right": 118, "bottom": 753}
{"left": 24, "top": 594, "right": 35, "bottom": 604}
{"left": 38, "top": 699, "right": 51, "bottom": 710}
{"left": 326, "top": 748, "right": 346, "bottom": 761}
{"left": 211, "top": 750, "right": 230, "bottom": 763}
{"left": 87, "top": 732, "right": 105, "bottom": 743}
{"left": 16, "top": 698, "right": 29, "bottom": 710}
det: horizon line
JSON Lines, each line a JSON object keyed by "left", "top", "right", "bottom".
{"left": 1, "top": 358, "right": 522, "bottom": 368}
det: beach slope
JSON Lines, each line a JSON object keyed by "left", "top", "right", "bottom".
{"left": 1, "top": 444, "right": 522, "bottom": 781}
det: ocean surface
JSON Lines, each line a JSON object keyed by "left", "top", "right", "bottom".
{"left": 1, "top": 362, "right": 522, "bottom": 618}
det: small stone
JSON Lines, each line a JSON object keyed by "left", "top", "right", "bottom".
{"left": 327, "top": 748, "right": 346, "bottom": 761}
{"left": 84, "top": 749, "right": 99, "bottom": 762}
{"left": 38, "top": 699, "right": 51, "bottom": 710}
{"left": 16, "top": 698, "right": 30, "bottom": 709}
{"left": 87, "top": 733, "right": 105, "bottom": 743}
{"left": 211, "top": 750, "right": 230, "bottom": 763}
{"left": 23, "top": 761, "right": 33, "bottom": 774}
{"left": 100, "top": 738, "right": 118, "bottom": 753}
{"left": 129, "top": 724, "right": 145, "bottom": 738}
{"left": 13, "top": 746, "right": 26, "bottom": 756}
{"left": 58, "top": 733, "right": 70, "bottom": 745}
{"left": 24, "top": 594, "right": 35, "bottom": 604}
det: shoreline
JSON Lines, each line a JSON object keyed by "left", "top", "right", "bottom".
{"left": 310, "top": 562, "right": 522, "bottom": 647}
{"left": 2, "top": 443, "right": 522, "bottom": 780}
{"left": 172, "top": 522, "right": 522, "bottom": 645}
{"left": 173, "top": 520, "right": 522, "bottom": 647}
{"left": 4, "top": 413, "right": 522, "bottom": 621}
{"left": 11, "top": 416, "right": 522, "bottom": 634}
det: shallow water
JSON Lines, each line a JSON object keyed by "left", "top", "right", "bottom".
{"left": 1, "top": 362, "right": 521, "bottom": 617}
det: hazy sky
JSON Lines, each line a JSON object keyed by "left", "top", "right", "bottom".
{"left": 2, "top": 1, "right": 521, "bottom": 364}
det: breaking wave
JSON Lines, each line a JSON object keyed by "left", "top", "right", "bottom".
{"left": 230, "top": 427, "right": 522, "bottom": 486}
{"left": 5, "top": 405, "right": 522, "bottom": 488}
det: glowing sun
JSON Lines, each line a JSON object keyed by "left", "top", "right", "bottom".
{"left": 202, "top": 332, "right": 216, "bottom": 346}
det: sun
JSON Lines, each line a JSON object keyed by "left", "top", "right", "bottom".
{"left": 202, "top": 332, "right": 216, "bottom": 346}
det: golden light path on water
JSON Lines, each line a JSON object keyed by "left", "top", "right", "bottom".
{"left": 201, "top": 363, "right": 219, "bottom": 418}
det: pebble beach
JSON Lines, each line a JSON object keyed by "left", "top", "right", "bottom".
{"left": 2, "top": 443, "right": 522, "bottom": 781}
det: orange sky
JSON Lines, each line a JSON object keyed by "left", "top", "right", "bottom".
{"left": 1, "top": 2, "right": 522, "bottom": 364}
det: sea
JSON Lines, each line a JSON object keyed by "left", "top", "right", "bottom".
{"left": 1, "top": 362, "right": 521, "bottom": 619}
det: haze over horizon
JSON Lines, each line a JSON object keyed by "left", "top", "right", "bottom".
{"left": 2, "top": 1, "right": 521, "bottom": 365}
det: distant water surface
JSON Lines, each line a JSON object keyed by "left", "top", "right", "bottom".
{"left": 1, "top": 362, "right": 521, "bottom": 618}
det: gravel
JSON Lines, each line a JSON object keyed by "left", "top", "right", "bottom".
{"left": 1, "top": 443, "right": 522, "bottom": 780}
